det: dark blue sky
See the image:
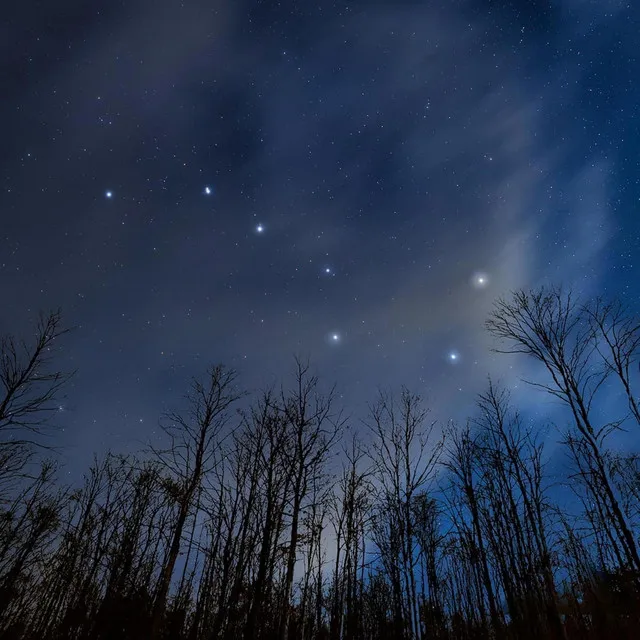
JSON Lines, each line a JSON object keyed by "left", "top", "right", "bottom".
{"left": 1, "top": 0, "right": 638, "bottom": 467}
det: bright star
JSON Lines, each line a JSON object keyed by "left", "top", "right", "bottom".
{"left": 256, "top": 224, "right": 264, "bottom": 233}
{"left": 448, "top": 351, "right": 459, "bottom": 363}
{"left": 471, "top": 272, "right": 489, "bottom": 289}
{"left": 324, "top": 267, "right": 332, "bottom": 274}
{"left": 105, "top": 190, "right": 113, "bottom": 199}
{"left": 204, "top": 186, "right": 212, "bottom": 195}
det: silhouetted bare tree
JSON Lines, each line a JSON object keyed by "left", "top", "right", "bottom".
{"left": 585, "top": 297, "right": 640, "bottom": 427}
{"left": 278, "top": 358, "right": 343, "bottom": 640}
{"left": 0, "top": 310, "right": 71, "bottom": 438}
{"left": 149, "top": 365, "right": 242, "bottom": 639}
{"left": 367, "top": 387, "right": 442, "bottom": 640}
{"left": 328, "top": 435, "right": 371, "bottom": 640}
{"left": 487, "top": 288, "right": 640, "bottom": 576}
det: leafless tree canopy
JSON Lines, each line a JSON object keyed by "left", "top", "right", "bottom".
{"left": 0, "top": 310, "right": 71, "bottom": 437}
{"left": 2, "top": 293, "right": 640, "bottom": 639}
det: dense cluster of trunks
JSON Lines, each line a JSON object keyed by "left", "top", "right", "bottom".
{"left": 1, "top": 288, "right": 640, "bottom": 639}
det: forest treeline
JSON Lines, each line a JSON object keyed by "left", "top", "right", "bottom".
{"left": 1, "top": 287, "right": 640, "bottom": 639}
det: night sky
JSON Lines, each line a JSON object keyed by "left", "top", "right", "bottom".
{"left": 1, "top": 0, "right": 638, "bottom": 467}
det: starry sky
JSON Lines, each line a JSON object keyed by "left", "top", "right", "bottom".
{"left": 1, "top": 0, "right": 638, "bottom": 465}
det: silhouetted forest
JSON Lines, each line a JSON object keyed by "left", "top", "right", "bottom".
{"left": 2, "top": 287, "right": 640, "bottom": 639}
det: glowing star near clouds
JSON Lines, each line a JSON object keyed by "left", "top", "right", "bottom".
{"left": 326, "top": 331, "right": 342, "bottom": 345}
{"left": 471, "top": 272, "right": 489, "bottom": 289}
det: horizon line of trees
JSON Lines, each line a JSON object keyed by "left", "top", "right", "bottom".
{"left": 1, "top": 286, "right": 640, "bottom": 639}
